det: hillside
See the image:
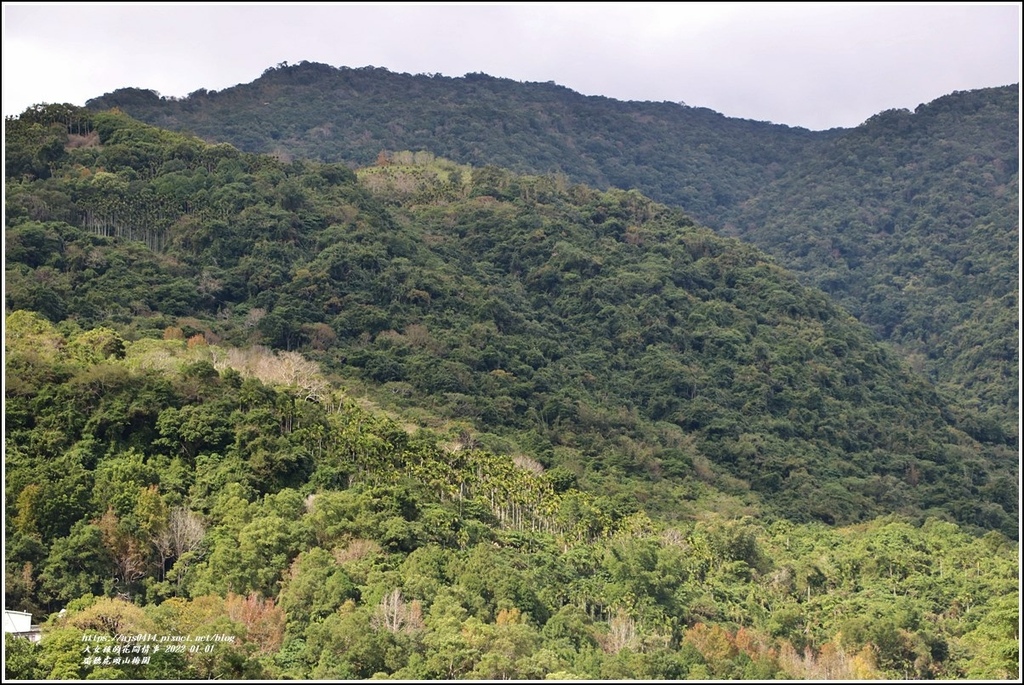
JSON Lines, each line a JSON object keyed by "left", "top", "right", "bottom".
{"left": 724, "top": 87, "right": 1020, "bottom": 434}
{"left": 5, "top": 316, "right": 1019, "bottom": 679}
{"left": 83, "top": 64, "right": 1019, "bottom": 433}
{"left": 4, "top": 104, "right": 1019, "bottom": 681}
{"left": 83, "top": 63, "right": 829, "bottom": 224}
{"left": 5, "top": 106, "right": 1016, "bottom": 532}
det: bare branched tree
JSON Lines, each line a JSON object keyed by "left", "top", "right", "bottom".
{"left": 154, "top": 507, "right": 206, "bottom": 588}
{"left": 371, "top": 588, "right": 424, "bottom": 634}
{"left": 603, "top": 609, "right": 639, "bottom": 654}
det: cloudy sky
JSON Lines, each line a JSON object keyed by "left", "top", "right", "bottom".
{"left": 3, "top": 3, "right": 1020, "bottom": 130}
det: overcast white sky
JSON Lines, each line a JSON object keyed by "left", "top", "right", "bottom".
{"left": 2, "top": 3, "right": 1020, "bottom": 130}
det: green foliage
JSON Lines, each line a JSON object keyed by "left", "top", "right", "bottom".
{"left": 3, "top": 109, "right": 1016, "bottom": 532}
{"left": 4, "top": 633, "right": 42, "bottom": 680}
{"left": 37, "top": 521, "right": 112, "bottom": 604}
{"left": 277, "top": 547, "right": 357, "bottom": 636}
{"left": 4, "top": 97, "right": 1019, "bottom": 680}
{"left": 84, "top": 64, "right": 821, "bottom": 222}
{"left": 724, "top": 87, "right": 1019, "bottom": 435}
{"left": 83, "top": 69, "right": 1017, "bottom": 436}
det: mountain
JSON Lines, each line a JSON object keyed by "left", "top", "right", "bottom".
{"left": 5, "top": 105, "right": 1016, "bottom": 534}
{"left": 84, "top": 63, "right": 1019, "bottom": 436}
{"left": 724, "top": 88, "right": 1020, "bottom": 436}
{"left": 4, "top": 104, "right": 1019, "bottom": 681}
{"left": 84, "top": 62, "right": 832, "bottom": 222}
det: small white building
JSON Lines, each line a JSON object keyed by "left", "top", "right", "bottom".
{"left": 3, "top": 609, "right": 41, "bottom": 642}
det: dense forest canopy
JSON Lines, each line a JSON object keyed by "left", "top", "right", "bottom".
{"left": 4, "top": 98, "right": 1019, "bottom": 680}
{"left": 84, "top": 63, "right": 829, "bottom": 220}
{"left": 85, "top": 64, "right": 1020, "bottom": 437}
{"left": 725, "top": 87, "right": 1019, "bottom": 431}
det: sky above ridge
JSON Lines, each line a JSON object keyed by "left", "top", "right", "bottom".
{"left": 2, "top": 2, "right": 1020, "bottom": 130}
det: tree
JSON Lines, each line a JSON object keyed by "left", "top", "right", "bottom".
{"left": 277, "top": 547, "right": 357, "bottom": 636}
{"left": 962, "top": 592, "right": 1020, "bottom": 679}
{"left": 4, "top": 633, "right": 42, "bottom": 680}
{"left": 153, "top": 506, "right": 206, "bottom": 588}
{"left": 95, "top": 507, "right": 149, "bottom": 599}
{"left": 224, "top": 592, "right": 286, "bottom": 654}
{"left": 67, "top": 596, "right": 156, "bottom": 636}
{"left": 371, "top": 588, "right": 424, "bottom": 634}
{"left": 38, "top": 522, "right": 112, "bottom": 605}
{"left": 156, "top": 405, "right": 232, "bottom": 462}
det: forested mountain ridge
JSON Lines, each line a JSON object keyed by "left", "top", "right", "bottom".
{"left": 5, "top": 105, "right": 1017, "bottom": 533}
{"left": 4, "top": 318, "right": 1019, "bottom": 679}
{"left": 725, "top": 87, "right": 1020, "bottom": 434}
{"left": 84, "top": 62, "right": 830, "bottom": 222}
{"left": 84, "top": 63, "right": 1019, "bottom": 435}
{"left": 3, "top": 104, "right": 1019, "bottom": 679}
